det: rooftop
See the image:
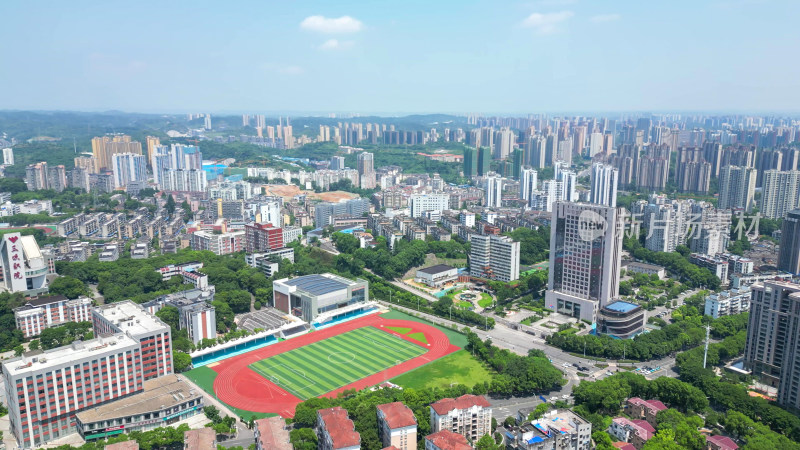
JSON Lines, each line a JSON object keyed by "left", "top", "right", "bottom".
{"left": 254, "top": 416, "right": 292, "bottom": 450}
{"left": 94, "top": 300, "right": 170, "bottom": 337}
{"left": 2, "top": 333, "right": 139, "bottom": 377}
{"left": 430, "top": 394, "right": 491, "bottom": 415}
{"left": 318, "top": 407, "right": 361, "bottom": 448}
{"left": 524, "top": 409, "right": 589, "bottom": 442}
{"left": 613, "top": 417, "right": 655, "bottom": 441}
{"left": 623, "top": 261, "right": 664, "bottom": 271}
{"left": 706, "top": 435, "right": 739, "bottom": 450}
{"left": 425, "top": 430, "right": 471, "bottom": 450}
{"left": 417, "top": 264, "right": 456, "bottom": 275}
{"left": 183, "top": 428, "right": 216, "bottom": 450}
{"left": 22, "top": 294, "right": 69, "bottom": 307}
{"left": 280, "top": 273, "right": 356, "bottom": 296}
{"left": 377, "top": 402, "right": 417, "bottom": 429}
{"left": 604, "top": 301, "right": 639, "bottom": 313}
{"left": 76, "top": 375, "right": 200, "bottom": 423}
{"left": 104, "top": 442, "right": 140, "bottom": 450}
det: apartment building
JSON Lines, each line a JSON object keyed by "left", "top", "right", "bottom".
{"left": 429, "top": 394, "right": 492, "bottom": 442}
{"left": 625, "top": 398, "right": 667, "bottom": 428}
{"left": 424, "top": 430, "right": 471, "bottom": 450}
{"left": 316, "top": 407, "right": 361, "bottom": 450}
{"left": 704, "top": 288, "right": 751, "bottom": 319}
{"left": 507, "top": 409, "right": 592, "bottom": 450}
{"left": 254, "top": 416, "right": 292, "bottom": 450}
{"left": 377, "top": 402, "right": 418, "bottom": 450}
{"left": 469, "top": 234, "right": 520, "bottom": 282}
{"left": 190, "top": 229, "right": 244, "bottom": 255}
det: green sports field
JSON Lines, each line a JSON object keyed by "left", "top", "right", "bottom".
{"left": 248, "top": 326, "right": 426, "bottom": 400}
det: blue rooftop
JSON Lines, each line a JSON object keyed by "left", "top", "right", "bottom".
{"left": 284, "top": 274, "right": 350, "bottom": 296}
{"left": 604, "top": 301, "right": 639, "bottom": 313}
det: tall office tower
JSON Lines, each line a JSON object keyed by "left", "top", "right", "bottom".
{"left": 2, "top": 147, "right": 13, "bottom": 165}
{"left": 357, "top": 152, "right": 376, "bottom": 189}
{"left": 719, "top": 166, "right": 757, "bottom": 211}
{"left": 25, "top": 162, "right": 48, "bottom": 190}
{"left": 484, "top": 173, "right": 503, "bottom": 208}
{"left": 512, "top": 148, "right": 525, "bottom": 179}
{"left": 74, "top": 156, "right": 97, "bottom": 173}
{"left": 545, "top": 134, "right": 558, "bottom": 166}
{"left": 204, "top": 114, "right": 212, "bottom": 130}
{"left": 760, "top": 171, "right": 800, "bottom": 219}
{"left": 111, "top": 153, "right": 148, "bottom": 189}
{"left": 145, "top": 136, "right": 160, "bottom": 167}
{"left": 493, "top": 127, "right": 514, "bottom": 160}
{"left": 469, "top": 234, "right": 520, "bottom": 281}
{"left": 520, "top": 166, "right": 538, "bottom": 205}
{"left": 477, "top": 147, "right": 491, "bottom": 176}
{"left": 463, "top": 147, "right": 478, "bottom": 177}
{"left": 676, "top": 161, "right": 712, "bottom": 194}
{"left": 590, "top": 163, "right": 619, "bottom": 208}
{"left": 571, "top": 126, "right": 587, "bottom": 157}
{"left": 778, "top": 210, "right": 800, "bottom": 275}
{"left": 589, "top": 132, "right": 603, "bottom": 157}
{"left": 757, "top": 149, "right": 784, "bottom": 186}
{"left": 527, "top": 135, "right": 547, "bottom": 168}
{"left": 744, "top": 280, "right": 800, "bottom": 408}
{"left": 545, "top": 202, "right": 624, "bottom": 323}
{"left": 703, "top": 142, "right": 723, "bottom": 177}
{"left": 330, "top": 156, "right": 345, "bottom": 171}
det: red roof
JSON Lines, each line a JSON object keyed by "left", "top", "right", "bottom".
{"left": 627, "top": 397, "right": 667, "bottom": 412}
{"left": 254, "top": 416, "right": 292, "bottom": 450}
{"left": 613, "top": 417, "right": 655, "bottom": 441}
{"left": 612, "top": 442, "right": 636, "bottom": 450}
{"left": 377, "top": 402, "right": 417, "bottom": 429}
{"left": 318, "top": 407, "right": 361, "bottom": 448}
{"left": 707, "top": 435, "right": 739, "bottom": 450}
{"left": 430, "top": 394, "right": 491, "bottom": 415}
{"left": 425, "top": 430, "right": 471, "bottom": 450}
{"left": 382, "top": 447, "right": 401, "bottom": 450}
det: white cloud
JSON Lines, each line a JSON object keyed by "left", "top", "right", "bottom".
{"left": 521, "top": 11, "right": 574, "bottom": 34}
{"left": 590, "top": 13, "right": 621, "bottom": 23}
{"left": 319, "top": 39, "right": 354, "bottom": 51}
{"left": 278, "top": 65, "right": 305, "bottom": 75}
{"left": 300, "top": 15, "right": 363, "bottom": 33}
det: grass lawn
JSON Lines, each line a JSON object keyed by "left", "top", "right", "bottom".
{"left": 386, "top": 326, "right": 412, "bottom": 334}
{"left": 183, "top": 366, "right": 277, "bottom": 420}
{"left": 391, "top": 350, "right": 493, "bottom": 390}
{"left": 407, "top": 331, "right": 428, "bottom": 344}
{"left": 520, "top": 317, "right": 533, "bottom": 326}
{"left": 456, "top": 300, "right": 472, "bottom": 309}
{"left": 380, "top": 309, "right": 468, "bottom": 348}
{"left": 478, "top": 293, "right": 493, "bottom": 308}
{"left": 248, "top": 326, "right": 425, "bottom": 400}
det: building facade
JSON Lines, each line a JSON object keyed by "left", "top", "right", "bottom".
{"left": 377, "top": 402, "right": 418, "bottom": 450}
{"left": 469, "top": 234, "right": 520, "bottom": 282}
{"left": 272, "top": 273, "right": 369, "bottom": 322}
{"left": 429, "top": 395, "right": 492, "bottom": 442}
{"left": 14, "top": 295, "right": 93, "bottom": 338}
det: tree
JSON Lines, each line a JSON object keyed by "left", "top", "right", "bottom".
{"left": 290, "top": 428, "right": 318, "bottom": 450}
{"left": 173, "top": 352, "right": 192, "bottom": 372}
{"left": 165, "top": 195, "right": 176, "bottom": 216}
{"left": 48, "top": 276, "right": 90, "bottom": 299}
{"left": 218, "top": 290, "right": 252, "bottom": 314}
{"left": 13, "top": 345, "right": 23, "bottom": 356}
{"left": 155, "top": 305, "right": 180, "bottom": 333}
{"left": 475, "top": 434, "right": 502, "bottom": 450}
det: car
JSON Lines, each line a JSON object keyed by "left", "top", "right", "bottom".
{"left": 550, "top": 397, "right": 558, "bottom": 402}
{"left": 562, "top": 394, "right": 570, "bottom": 399}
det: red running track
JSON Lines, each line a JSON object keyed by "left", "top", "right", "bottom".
{"left": 210, "top": 313, "right": 459, "bottom": 418}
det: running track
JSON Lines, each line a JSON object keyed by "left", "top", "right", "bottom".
{"left": 210, "top": 313, "right": 460, "bottom": 418}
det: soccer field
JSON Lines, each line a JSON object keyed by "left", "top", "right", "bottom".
{"left": 248, "top": 326, "right": 426, "bottom": 399}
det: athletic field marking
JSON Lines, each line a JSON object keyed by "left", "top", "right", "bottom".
{"left": 250, "top": 363, "right": 318, "bottom": 397}
{"left": 327, "top": 352, "right": 356, "bottom": 364}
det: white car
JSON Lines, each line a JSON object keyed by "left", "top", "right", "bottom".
{"left": 550, "top": 397, "right": 558, "bottom": 402}
{"left": 562, "top": 394, "right": 570, "bottom": 399}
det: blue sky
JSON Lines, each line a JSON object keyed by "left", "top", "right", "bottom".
{"left": 1, "top": 0, "right": 799, "bottom": 114}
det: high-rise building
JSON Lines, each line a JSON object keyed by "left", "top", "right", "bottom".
{"left": 245, "top": 223, "right": 284, "bottom": 253}
{"left": 778, "top": 210, "right": 800, "bottom": 275}
{"left": 463, "top": 147, "right": 477, "bottom": 178}
{"left": 2, "top": 147, "right": 14, "bottom": 165}
{"left": 92, "top": 135, "right": 142, "bottom": 170}
{"left": 493, "top": 127, "right": 514, "bottom": 160}
{"left": 760, "top": 170, "right": 800, "bottom": 219}
{"left": 469, "top": 234, "right": 520, "bottom": 282}
{"left": 25, "top": 161, "right": 48, "bottom": 190}
{"left": 483, "top": 173, "right": 503, "bottom": 208}
{"left": 111, "top": 153, "right": 147, "bottom": 189}
{"left": 589, "top": 132, "right": 603, "bottom": 157}
{"left": 74, "top": 156, "right": 98, "bottom": 174}
{"left": 314, "top": 197, "right": 371, "bottom": 227}
{"left": 145, "top": 136, "right": 160, "bottom": 167}
{"left": 745, "top": 280, "right": 800, "bottom": 408}
{"left": 204, "top": 114, "right": 212, "bottom": 130}
{"left": 409, "top": 194, "right": 450, "bottom": 218}
{"left": 512, "top": 148, "right": 525, "bottom": 179}
{"left": 520, "top": 167, "right": 538, "bottom": 206}
{"left": 590, "top": 163, "right": 618, "bottom": 207}
{"left": 719, "top": 165, "right": 757, "bottom": 211}
{"left": 545, "top": 202, "right": 624, "bottom": 323}
{"left": 153, "top": 144, "right": 207, "bottom": 193}
{"left": 527, "top": 135, "right": 547, "bottom": 168}
{"left": 477, "top": 147, "right": 491, "bottom": 176}
{"left": 357, "top": 152, "right": 376, "bottom": 189}
{"left": 429, "top": 395, "right": 492, "bottom": 442}
{"left": 330, "top": 155, "right": 345, "bottom": 171}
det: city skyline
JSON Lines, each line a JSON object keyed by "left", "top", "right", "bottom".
{"left": 2, "top": 0, "right": 800, "bottom": 113}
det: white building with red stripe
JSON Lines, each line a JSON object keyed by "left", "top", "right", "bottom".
{"left": 2, "top": 300, "right": 174, "bottom": 449}
{"left": 14, "top": 295, "right": 93, "bottom": 338}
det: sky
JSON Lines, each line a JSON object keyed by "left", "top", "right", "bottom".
{"left": 1, "top": 0, "right": 800, "bottom": 115}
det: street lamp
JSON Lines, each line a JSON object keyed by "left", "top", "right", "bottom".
{"left": 449, "top": 305, "right": 452, "bottom": 321}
